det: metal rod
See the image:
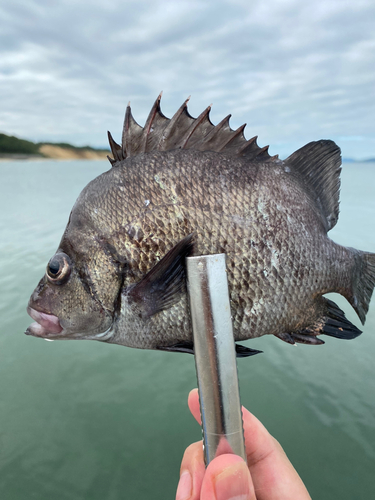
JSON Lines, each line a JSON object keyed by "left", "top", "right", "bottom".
{"left": 186, "top": 254, "right": 246, "bottom": 465}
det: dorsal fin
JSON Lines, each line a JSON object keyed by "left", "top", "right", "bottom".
{"left": 108, "top": 95, "right": 277, "bottom": 165}
{"left": 285, "top": 140, "right": 342, "bottom": 231}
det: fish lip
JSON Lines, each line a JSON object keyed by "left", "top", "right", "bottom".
{"left": 26, "top": 306, "right": 63, "bottom": 337}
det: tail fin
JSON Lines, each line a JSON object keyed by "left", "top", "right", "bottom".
{"left": 348, "top": 251, "right": 375, "bottom": 324}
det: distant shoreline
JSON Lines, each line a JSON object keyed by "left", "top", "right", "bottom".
{"left": 1, "top": 154, "right": 374, "bottom": 163}
{"left": 0, "top": 133, "right": 374, "bottom": 163}
{"left": 3, "top": 155, "right": 374, "bottom": 162}
{"left": 0, "top": 152, "right": 108, "bottom": 161}
{"left": 0, "top": 153, "right": 109, "bottom": 162}
{"left": 0, "top": 132, "right": 110, "bottom": 161}
{"left": 343, "top": 158, "right": 375, "bottom": 163}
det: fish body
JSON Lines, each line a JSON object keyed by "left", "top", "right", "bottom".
{"left": 27, "top": 96, "right": 375, "bottom": 354}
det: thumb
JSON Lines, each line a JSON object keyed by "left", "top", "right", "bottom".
{"left": 200, "top": 454, "right": 256, "bottom": 500}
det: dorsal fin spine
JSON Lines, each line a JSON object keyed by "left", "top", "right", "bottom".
{"left": 157, "top": 98, "right": 190, "bottom": 151}
{"left": 107, "top": 155, "right": 115, "bottom": 165}
{"left": 178, "top": 105, "right": 212, "bottom": 149}
{"left": 122, "top": 104, "right": 131, "bottom": 155}
{"left": 218, "top": 123, "right": 246, "bottom": 151}
{"left": 140, "top": 92, "right": 163, "bottom": 153}
{"left": 107, "top": 95, "right": 278, "bottom": 165}
{"left": 236, "top": 136, "right": 258, "bottom": 156}
{"left": 206, "top": 114, "right": 232, "bottom": 138}
{"left": 123, "top": 104, "right": 143, "bottom": 157}
{"left": 255, "top": 145, "right": 270, "bottom": 159}
{"left": 107, "top": 131, "right": 122, "bottom": 162}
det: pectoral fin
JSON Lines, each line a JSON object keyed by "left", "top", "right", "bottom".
{"left": 126, "top": 234, "right": 195, "bottom": 318}
{"left": 235, "top": 344, "right": 263, "bottom": 357}
{"left": 157, "top": 341, "right": 262, "bottom": 357}
{"left": 156, "top": 341, "right": 195, "bottom": 354}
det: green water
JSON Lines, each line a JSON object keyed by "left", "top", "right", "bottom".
{"left": 0, "top": 159, "right": 374, "bottom": 499}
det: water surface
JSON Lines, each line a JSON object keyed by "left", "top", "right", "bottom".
{"left": 0, "top": 159, "right": 374, "bottom": 499}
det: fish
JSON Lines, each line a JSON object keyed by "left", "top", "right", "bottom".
{"left": 26, "top": 94, "right": 375, "bottom": 357}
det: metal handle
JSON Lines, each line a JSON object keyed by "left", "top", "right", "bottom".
{"left": 186, "top": 254, "right": 246, "bottom": 465}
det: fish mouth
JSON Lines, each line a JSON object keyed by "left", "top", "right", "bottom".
{"left": 26, "top": 306, "right": 63, "bottom": 337}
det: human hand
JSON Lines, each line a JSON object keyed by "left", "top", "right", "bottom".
{"left": 176, "top": 389, "right": 311, "bottom": 500}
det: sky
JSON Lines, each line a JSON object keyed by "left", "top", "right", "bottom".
{"left": 1, "top": 0, "right": 374, "bottom": 160}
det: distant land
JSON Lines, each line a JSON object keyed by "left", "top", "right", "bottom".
{"left": 343, "top": 157, "right": 375, "bottom": 163}
{"left": 0, "top": 132, "right": 374, "bottom": 163}
{"left": 0, "top": 133, "right": 110, "bottom": 160}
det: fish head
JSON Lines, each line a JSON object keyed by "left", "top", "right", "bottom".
{"left": 26, "top": 202, "right": 124, "bottom": 341}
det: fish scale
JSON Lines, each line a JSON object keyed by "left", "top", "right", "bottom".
{"left": 96, "top": 152, "right": 335, "bottom": 339}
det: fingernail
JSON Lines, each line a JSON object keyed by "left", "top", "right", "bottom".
{"left": 214, "top": 461, "right": 251, "bottom": 500}
{"left": 176, "top": 470, "right": 192, "bottom": 500}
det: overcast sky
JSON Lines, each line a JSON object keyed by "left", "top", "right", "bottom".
{"left": 1, "top": 0, "right": 374, "bottom": 159}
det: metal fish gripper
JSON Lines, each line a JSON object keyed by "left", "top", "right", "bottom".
{"left": 186, "top": 254, "right": 246, "bottom": 465}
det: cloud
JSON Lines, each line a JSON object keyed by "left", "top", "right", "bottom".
{"left": 0, "top": 0, "right": 374, "bottom": 158}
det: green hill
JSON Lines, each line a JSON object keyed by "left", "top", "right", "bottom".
{"left": 0, "top": 133, "right": 41, "bottom": 155}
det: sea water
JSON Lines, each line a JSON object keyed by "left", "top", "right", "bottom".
{"left": 0, "top": 159, "right": 374, "bottom": 499}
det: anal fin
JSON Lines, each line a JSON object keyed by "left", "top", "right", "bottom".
{"left": 291, "top": 333, "right": 325, "bottom": 345}
{"left": 321, "top": 298, "right": 362, "bottom": 340}
{"left": 275, "top": 331, "right": 324, "bottom": 345}
{"left": 274, "top": 298, "right": 362, "bottom": 347}
{"left": 274, "top": 332, "right": 295, "bottom": 344}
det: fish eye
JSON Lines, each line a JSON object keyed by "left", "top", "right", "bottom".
{"left": 46, "top": 253, "right": 71, "bottom": 285}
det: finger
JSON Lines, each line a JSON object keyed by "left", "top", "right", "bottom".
{"left": 188, "top": 388, "right": 201, "bottom": 424}
{"left": 176, "top": 441, "right": 205, "bottom": 500}
{"left": 200, "top": 454, "right": 256, "bottom": 500}
{"left": 188, "top": 388, "right": 311, "bottom": 500}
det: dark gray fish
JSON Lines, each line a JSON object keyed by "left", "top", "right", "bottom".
{"left": 26, "top": 94, "right": 375, "bottom": 356}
